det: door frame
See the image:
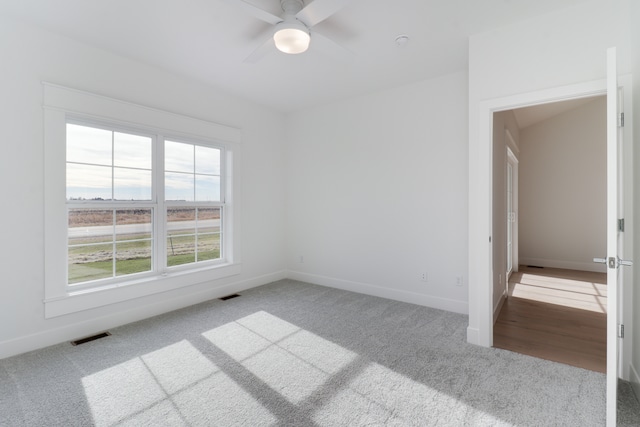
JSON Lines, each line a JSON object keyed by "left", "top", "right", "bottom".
{"left": 467, "top": 76, "right": 633, "bottom": 380}
{"left": 505, "top": 141, "right": 518, "bottom": 283}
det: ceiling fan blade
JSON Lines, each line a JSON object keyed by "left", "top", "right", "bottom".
{"left": 296, "top": 0, "right": 351, "bottom": 27}
{"left": 221, "top": 0, "right": 282, "bottom": 25}
{"left": 310, "top": 30, "right": 353, "bottom": 60}
{"left": 243, "top": 35, "right": 275, "bottom": 63}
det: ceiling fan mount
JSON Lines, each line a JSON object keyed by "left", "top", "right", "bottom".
{"left": 223, "top": 0, "right": 354, "bottom": 62}
{"left": 280, "top": 0, "right": 305, "bottom": 15}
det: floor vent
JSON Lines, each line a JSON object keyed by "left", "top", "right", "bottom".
{"left": 219, "top": 293, "right": 241, "bottom": 301}
{"left": 71, "top": 332, "right": 111, "bottom": 346}
{"left": 527, "top": 265, "right": 544, "bottom": 269}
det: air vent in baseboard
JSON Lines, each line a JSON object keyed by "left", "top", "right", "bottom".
{"left": 219, "top": 293, "right": 241, "bottom": 301}
{"left": 71, "top": 332, "right": 111, "bottom": 346}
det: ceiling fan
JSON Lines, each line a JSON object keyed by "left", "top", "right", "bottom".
{"left": 223, "top": 0, "right": 353, "bottom": 62}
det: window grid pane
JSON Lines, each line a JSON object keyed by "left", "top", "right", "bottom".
{"left": 195, "top": 145, "right": 221, "bottom": 175}
{"left": 165, "top": 172, "right": 195, "bottom": 202}
{"left": 113, "top": 132, "right": 152, "bottom": 169}
{"left": 114, "top": 167, "right": 152, "bottom": 201}
{"left": 165, "top": 140, "right": 221, "bottom": 203}
{"left": 68, "top": 207, "right": 154, "bottom": 285}
{"left": 165, "top": 206, "right": 222, "bottom": 268}
{"left": 115, "top": 208, "right": 153, "bottom": 276}
{"left": 68, "top": 243, "right": 113, "bottom": 284}
{"left": 66, "top": 163, "right": 113, "bottom": 201}
{"left": 66, "top": 124, "right": 113, "bottom": 166}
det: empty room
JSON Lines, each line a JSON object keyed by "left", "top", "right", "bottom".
{"left": 1, "top": 0, "right": 640, "bottom": 426}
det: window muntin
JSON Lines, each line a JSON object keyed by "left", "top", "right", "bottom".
{"left": 66, "top": 123, "right": 225, "bottom": 287}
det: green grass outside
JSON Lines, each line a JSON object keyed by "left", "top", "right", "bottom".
{"left": 167, "top": 249, "right": 220, "bottom": 266}
{"left": 69, "top": 249, "right": 221, "bottom": 284}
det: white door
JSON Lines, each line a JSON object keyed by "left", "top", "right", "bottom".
{"left": 601, "top": 46, "right": 631, "bottom": 427}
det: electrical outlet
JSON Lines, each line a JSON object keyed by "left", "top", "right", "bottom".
{"left": 456, "top": 276, "right": 463, "bottom": 286}
{"left": 298, "top": 255, "right": 304, "bottom": 263}
{"left": 421, "top": 272, "right": 428, "bottom": 282}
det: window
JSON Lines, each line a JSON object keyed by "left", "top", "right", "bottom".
{"left": 164, "top": 140, "right": 223, "bottom": 268}
{"left": 65, "top": 123, "right": 227, "bottom": 287}
{"left": 44, "top": 83, "right": 241, "bottom": 318}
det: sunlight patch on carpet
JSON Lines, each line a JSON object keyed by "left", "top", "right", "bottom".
{"left": 203, "top": 310, "right": 358, "bottom": 404}
{"left": 141, "top": 340, "right": 218, "bottom": 394}
{"left": 199, "top": 311, "right": 509, "bottom": 424}
{"left": 81, "top": 358, "right": 166, "bottom": 426}
{"left": 82, "top": 339, "right": 275, "bottom": 426}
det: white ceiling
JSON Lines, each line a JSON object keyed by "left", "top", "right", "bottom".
{"left": 1, "top": 0, "right": 591, "bottom": 112}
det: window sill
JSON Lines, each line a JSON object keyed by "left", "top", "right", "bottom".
{"left": 44, "top": 262, "right": 242, "bottom": 318}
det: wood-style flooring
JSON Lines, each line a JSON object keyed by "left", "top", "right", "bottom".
{"left": 493, "top": 266, "right": 607, "bottom": 373}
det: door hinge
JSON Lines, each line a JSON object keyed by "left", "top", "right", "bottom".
{"left": 618, "top": 324, "right": 624, "bottom": 339}
{"left": 618, "top": 112, "right": 624, "bottom": 128}
{"left": 618, "top": 218, "right": 625, "bottom": 232}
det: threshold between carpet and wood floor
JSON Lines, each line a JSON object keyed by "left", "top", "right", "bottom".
{"left": 1, "top": 278, "right": 639, "bottom": 426}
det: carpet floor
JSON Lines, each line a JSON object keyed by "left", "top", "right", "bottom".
{"left": 1, "top": 279, "right": 639, "bottom": 426}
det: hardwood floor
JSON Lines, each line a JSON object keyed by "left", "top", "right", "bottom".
{"left": 493, "top": 266, "right": 607, "bottom": 373}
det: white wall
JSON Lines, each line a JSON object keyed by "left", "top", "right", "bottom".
{"left": 468, "top": 0, "right": 633, "bottom": 346}
{"left": 519, "top": 98, "right": 607, "bottom": 272}
{"left": 286, "top": 71, "right": 469, "bottom": 314}
{"left": 0, "top": 16, "right": 287, "bottom": 358}
{"left": 492, "top": 110, "right": 520, "bottom": 315}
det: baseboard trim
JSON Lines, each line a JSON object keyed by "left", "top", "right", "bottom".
{"left": 466, "top": 327, "right": 480, "bottom": 346}
{"left": 3, "top": 269, "right": 471, "bottom": 359}
{"left": 519, "top": 257, "right": 606, "bottom": 273}
{"left": 630, "top": 363, "right": 640, "bottom": 404}
{"left": 0, "top": 270, "right": 287, "bottom": 360}
{"left": 287, "top": 270, "right": 468, "bottom": 315}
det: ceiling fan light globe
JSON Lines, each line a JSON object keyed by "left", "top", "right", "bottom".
{"left": 274, "top": 27, "right": 310, "bottom": 54}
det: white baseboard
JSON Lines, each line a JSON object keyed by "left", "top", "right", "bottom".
{"left": 287, "top": 270, "right": 468, "bottom": 315}
{"left": 630, "top": 363, "right": 640, "bottom": 404}
{"left": 2, "top": 269, "right": 470, "bottom": 360}
{"left": 466, "top": 327, "right": 480, "bottom": 346}
{"left": 0, "top": 270, "right": 286, "bottom": 360}
{"left": 519, "top": 257, "right": 606, "bottom": 273}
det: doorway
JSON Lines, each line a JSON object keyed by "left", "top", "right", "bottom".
{"left": 491, "top": 95, "right": 608, "bottom": 372}
{"left": 468, "top": 75, "right": 633, "bottom": 377}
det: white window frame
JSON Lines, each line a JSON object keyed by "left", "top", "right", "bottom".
{"left": 43, "top": 83, "right": 242, "bottom": 318}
